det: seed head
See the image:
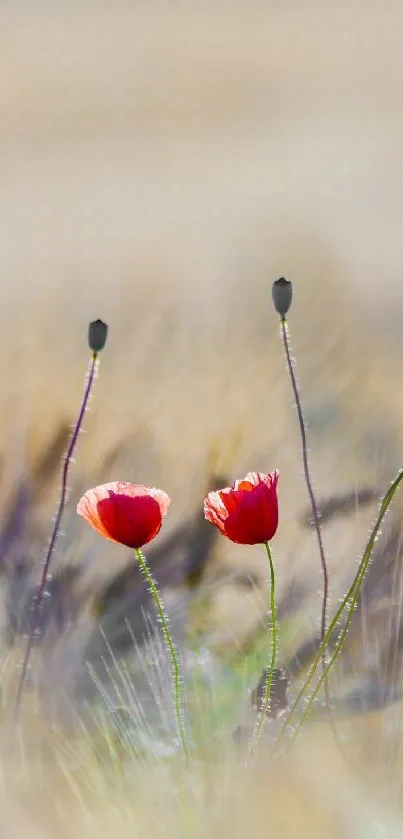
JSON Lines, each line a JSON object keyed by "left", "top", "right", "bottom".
{"left": 272, "top": 277, "right": 293, "bottom": 316}
{"left": 88, "top": 319, "right": 108, "bottom": 352}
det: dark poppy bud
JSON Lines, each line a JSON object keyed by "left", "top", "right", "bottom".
{"left": 88, "top": 319, "right": 108, "bottom": 352}
{"left": 272, "top": 277, "right": 293, "bottom": 316}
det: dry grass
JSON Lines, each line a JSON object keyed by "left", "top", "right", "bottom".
{"left": 1, "top": 681, "right": 403, "bottom": 839}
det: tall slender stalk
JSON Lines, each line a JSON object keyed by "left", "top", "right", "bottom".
{"left": 247, "top": 541, "right": 277, "bottom": 761}
{"left": 279, "top": 315, "right": 329, "bottom": 681}
{"left": 135, "top": 547, "right": 188, "bottom": 758}
{"left": 276, "top": 468, "right": 403, "bottom": 752}
{"left": 14, "top": 348, "right": 101, "bottom": 721}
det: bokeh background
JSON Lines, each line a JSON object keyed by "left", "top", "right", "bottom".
{"left": 1, "top": 0, "right": 403, "bottom": 662}
{"left": 2, "top": 3, "right": 403, "bottom": 836}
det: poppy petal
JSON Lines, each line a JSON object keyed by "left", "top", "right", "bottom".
{"left": 77, "top": 482, "right": 170, "bottom": 549}
{"left": 204, "top": 471, "right": 279, "bottom": 545}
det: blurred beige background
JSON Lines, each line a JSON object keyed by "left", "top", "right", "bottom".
{"left": 1, "top": 11, "right": 403, "bottom": 834}
{"left": 1, "top": 1, "right": 403, "bottom": 631}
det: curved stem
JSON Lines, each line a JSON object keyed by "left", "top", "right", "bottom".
{"left": 280, "top": 315, "right": 359, "bottom": 762}
{"left": 276, "top": 468, "right": 403, "bottom": 752}
{"left": 280, "top": 316, "right": 329, "bottom": 669}
{"left": 247, "top": 541, "right": 277, "bottom": 761}
{"left": 135, "top": 548, "right": 188, "bottom": 758}
{"left": 14, "top": 353, "right": 99, "bottom": 722}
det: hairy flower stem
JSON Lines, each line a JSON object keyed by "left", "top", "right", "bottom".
{"left": 276, "top": 468, "right": 403, "bottom": 753}
{"left": 135, "top": 547, "right": 188, "bottom": 758}
{"left": 279, "top": 316, "right": 330, "bottom": 696}
{"left": 14, "top": 352, "right": 99, "bottom": 722}
{"left": 247, "top": 541, "right": 277, "bottom": 762}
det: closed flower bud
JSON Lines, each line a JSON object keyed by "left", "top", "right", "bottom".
{"left": 88, "top": 319, "right": 108, "bottom": 352}
{"left": 272, "top": 277, "right": 293, "bottom": 316}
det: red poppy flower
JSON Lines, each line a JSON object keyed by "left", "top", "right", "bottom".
{"left": 77, "top": 481, "right": 170, "bottom": 549}
{"left": 204, "top": 471, "right": 279, "bottom": 545}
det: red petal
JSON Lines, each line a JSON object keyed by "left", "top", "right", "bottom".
{"left": 97, "top": 493, "right": 163, "bottom": 548}
{"left": 203, "top": 471, "right": 279, "bottom": 545}
{"left": 77, "top": 482, "right": 170, "bottom": 548}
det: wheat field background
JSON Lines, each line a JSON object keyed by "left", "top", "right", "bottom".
{"left": 1, "top": 1, "right": 403, "bottom": 836}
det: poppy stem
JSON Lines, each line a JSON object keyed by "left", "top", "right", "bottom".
{"left": 134, "top": 547, "right": 188, "bottom": 758}
{"left": 247, "top": 540, "right": 277, "bottom": 762}
{"left": 276, "top": 468, "right": 403, "bottom": 753}
{"left": 14, "top": 352, "right": 99, "bottom": 723}
{"left": 279, "top": 316, "right": 330, "bottom": 696}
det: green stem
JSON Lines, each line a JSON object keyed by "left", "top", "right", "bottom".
{"left": 135, "top": 548, "right": 188, "bottom": 757}
{"left": 276, "top": 468, "right": 403, "bottom": 753}
{"left": 247, "top": 541, "right": 277, "bottom": 761}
